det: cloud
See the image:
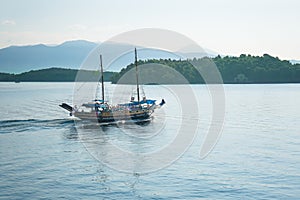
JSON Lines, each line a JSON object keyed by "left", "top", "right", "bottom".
{"left": 1, "top": 20, "right": 16, "bottom": 26}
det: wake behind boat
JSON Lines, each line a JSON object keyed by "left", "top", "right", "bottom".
{"left": 60, "top": 48, "right": 165, "bottom": 124}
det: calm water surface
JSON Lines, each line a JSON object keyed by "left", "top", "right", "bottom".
{"left": 0, "top": 82, "right": 299, "bottom": 199}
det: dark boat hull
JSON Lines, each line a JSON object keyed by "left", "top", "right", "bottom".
{"left": 97, "top": 111, "right": 151, "bottom": 123}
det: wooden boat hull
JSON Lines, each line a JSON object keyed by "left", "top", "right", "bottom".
{"left": 97, "top": 110, "right": 152, "bottom": 123}
{"left": 73, "top": 109, "right": 152, "bottom": 124}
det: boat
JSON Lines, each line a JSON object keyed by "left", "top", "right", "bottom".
{"left": 60, "top": 48, "right": 165, "bottom": 124}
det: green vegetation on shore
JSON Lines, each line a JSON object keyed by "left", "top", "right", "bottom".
{"left": 1, "top": 54, "right": 300, "bottom": 83}
{"left": 0, "top": 68, "right": 115, "bottom": 82}
{"left": 111, "top": 54, "right": 300, "bottom": 84}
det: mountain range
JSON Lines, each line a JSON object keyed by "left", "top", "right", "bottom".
{"left": 0, "top": 40, "right": 97, "bottom": 73}
{"left": 0, "top": 40, "right": 218, "bottom": 73}
{"left": 1, "top": 40, "right": 298, "bottom": 74}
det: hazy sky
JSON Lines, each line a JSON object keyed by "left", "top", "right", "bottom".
{"left": 0, "top": 0, "right": 299, "bottom": 59}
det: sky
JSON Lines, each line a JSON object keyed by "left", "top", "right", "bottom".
{"left": 0, "top": 0, "right": 299, "bottom": 60}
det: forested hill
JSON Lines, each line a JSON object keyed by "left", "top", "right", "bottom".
{"left": 111, "top": 54, "right": 300, "bottom": 84}
{"left": 0, "top": 68, "right": 115, "bottom": 82}
{"left": 1, "top": 54, "right": 300, "bottom": 83}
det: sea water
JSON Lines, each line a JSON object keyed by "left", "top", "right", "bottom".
{"left": 0, "top": 82, "right": 299, "bottom": 199}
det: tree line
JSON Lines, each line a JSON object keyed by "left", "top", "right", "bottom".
{"left": 0, "top": 68, "right": 115, "bottom": 82}
{"left": 111, "top": 54, "right": 300, "bottom": 84}
{"left": 1, "top": 54, "right": 300, "bottom": 84}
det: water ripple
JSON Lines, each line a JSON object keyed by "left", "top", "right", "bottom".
{"left": 0, "top": 119, "right": 75, "bottom": 134}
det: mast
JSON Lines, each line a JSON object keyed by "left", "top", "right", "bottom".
{"left": 100, "top": 54, "right": 105, "bottom": 103}
{"left": 135, "top": 48, "right": 140, "bottom": 103}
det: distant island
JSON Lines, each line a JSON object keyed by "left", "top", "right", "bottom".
{"left": 0, "top": 68, "right": 115, "bottom": 82}
{"left": 0, "top": 54, "right": 299, "bottom": 84}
